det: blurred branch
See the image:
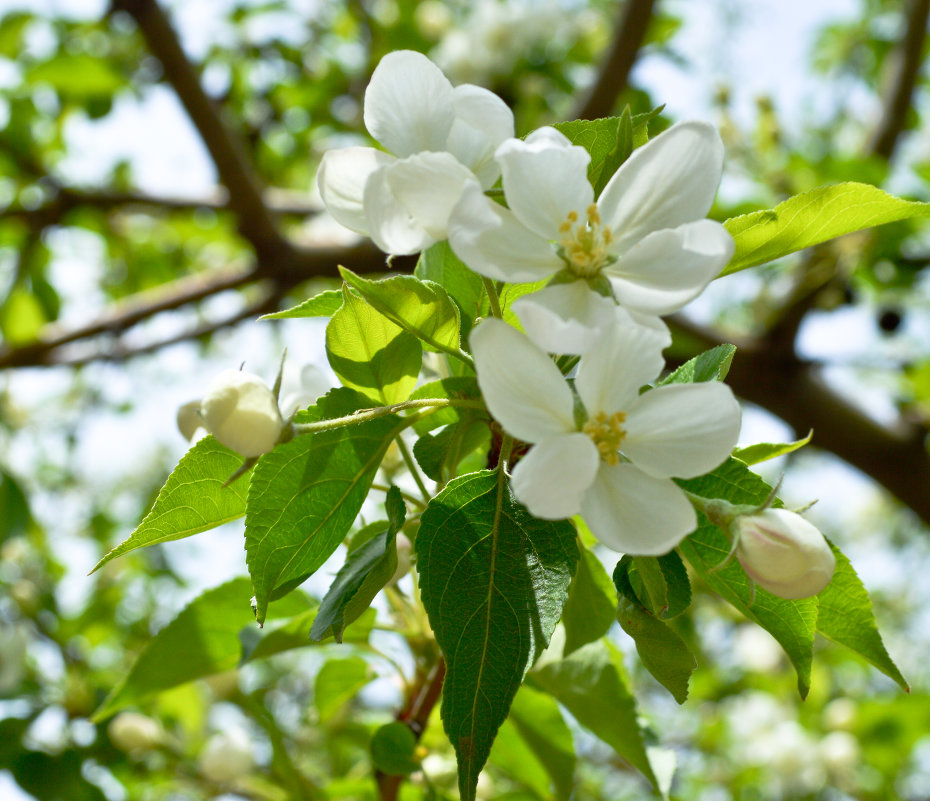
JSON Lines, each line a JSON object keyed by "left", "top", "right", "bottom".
{"left": 574, "top": 0, "right": 658, "bottom": 120}
{"left": 111, "top": 0, "right": 291, "bottom": 260}
{"left": 669, "top": 314, "right": 930, "bottom": 527}
{"left": 867, "top": 0, "right": 930, "bottom": 160}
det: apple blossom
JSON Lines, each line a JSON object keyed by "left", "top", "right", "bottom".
{"left": 470, "top": 317, "right": 741, "bottom": 554}
{"left": 735, "top": 508, "right": 836, "bottom": 599}
{"left": 199, "top": 370, "right": 284, "bottom": 458}
{"left": 317, "top": 50, "right": 514, "bottom": 255}
{"left": 449, "top": 121, "right": 733, "bottom": 351}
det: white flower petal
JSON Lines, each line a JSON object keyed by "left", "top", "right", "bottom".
{"left": 512, "top": 282, "right": 617, "bottom": 355}
{"left": 316, "top": 147, "right": 395, "bottom": 235}
{"left": 448, "top": 184, "right": 561, "bottom": 282}
{"left": 511, "top": 433, "right": 600, "bottom": 519}
{"left": 470, "top": 319, "right": 577, "bottom": 442}
{"left": 623, "top": 382, "right": 741, "bottom": 478}
{"left": 575, "top": 319, "right": 667, "bottom": 416}
{"left": 523, "top": 126, "right": 574, "bottom": 149}
{"left": 496, "top": 132, "right": 593, "bottom": 240}
{"left": 200, "top": 370, "right": 283, "bottom": 457}
{"left": 363, "top": 152, "right": 477, "bottom": 255}
{"left": 580, "top": 464, "right": 697, "bottom": 554}
{"left": 598, "top": 121, "right": 724, "bottom": 253}
{"left": 447, "top": 84, "right": 514, "bottom": 187}
{"left": 363, "top": 50, "right": 455, "bottom": 157}
{"left": 606, "top": 220, "right": 735, "bottom": 314}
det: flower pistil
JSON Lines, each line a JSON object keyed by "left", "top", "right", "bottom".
{"left": 558, "top": 203, "right": 615, "bottom": 277}
{"left": 582, "top": 409, "right": 626, "bottom": 465}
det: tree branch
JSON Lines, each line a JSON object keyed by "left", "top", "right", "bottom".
{"left": 669, "top": 315, "right": 930, "bottom": 527}
{"left": 573, "top": 0, "right": 658, "bottom": 120}
{"left": 112, "top": 0, "right": 291, "bottom": 260}
{"left": 867, "top": 0, "right": 930, "bottom": 160}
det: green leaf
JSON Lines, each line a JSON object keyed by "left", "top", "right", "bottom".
{"left": 722, "top": 182, "right": 930, "bottom": 275}
{"left": 409, "top": 377, "right": 482, "bottom": 434}
{"left": 561, "top": 545, "right": 616, "bottom": 656}
{"left": 340, "top": 267, "right": 464, "bottom": 358}
{"left": 528, "top": 640, "right": 657, "bottom": 787}
{"left": 617, "top": 552, "right": 691, "bottom": 620}
{"left": 816, "top": 542, "right": 907, "bottom": 691}
{"left": 309, "top": 486, "right": 405, "bottom": 642}
{"left": 315, "top": 656, "right": 374, "bottom": 723}
{"left": 0, "top": 287, "right": 45, "bottom": 344}
{"left": 246, "top": 389, "right": 406, "bottom": 623}
{"left": 0, "top": 469, "right": 33, "bottom": 542}
{"left": 614, "top": 560, "right": 696, "bottom": 704}
{"left": 552, "top": 116, "right": 625, "bottom": 197}
{"left": 732, "top": 431, "right": 813, "bottom": 465}
{"left": 660, "top": 344, "right": 737, "bottom": 385}
{"left": 415, "top": 241, "right": 486, "bottom": 338}
{"left": 325, "top": 287, "right": 422, "bottom": 404}
{"left": 631, "top": 105, "right": 665, "bottom": 147}
{"left": 27, "top": 53, "right": 125, "bottom": 99}
{"left": 93, "top": 578, "right": 255, "bottom": 720}
{"left": 371, "top": 722, "right": 420, "bottom": 776}
{"left": 677, "top": 459, "right": 818, "bottom": 698}
{"left": 260, "top": 289, "right": 343, "bottom": 319}
{"left": 489, "top": 720, "right": 552, "bottom": 799}
{"left": 657, "top": 552, "right": 691, "bottom": 619}
{"left": 416, "top": 470, "right": 579, "bottom": 801}
{"left": 413, "top": 418, "right": 490, "bottom": 483}
{"left": 92, "top": 437, "right": 250, "bottom": 572}
{"left": 241, "top": 608, "right": 375, "bottom": 664}
{"left": 507, "top": 685, "right": 576, "bottom": 800}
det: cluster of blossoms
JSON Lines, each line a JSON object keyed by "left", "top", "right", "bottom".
{"left": 187, "top": 50, "right": 835, "bottom": 598}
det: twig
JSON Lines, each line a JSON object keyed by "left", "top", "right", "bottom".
{"left": 573, "top": 0, "right": 658, "bottom": 120}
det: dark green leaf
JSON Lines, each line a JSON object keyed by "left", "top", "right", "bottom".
{"left": 340, "top": 266, "right": 464, "bottom": 357}
{"left": 659, "top": 344, "right": 737, "bottom": 385}
{"left": 246, "top": 389, "right": 406, "bottom": 623}
{"left": 562, "top": 545, "right": 616, "bottom": 656}
{"left": 528, "top": 640, "right": 657, "bottom": 787}
{"left": 241, "top": 608, "right": 375, "bottom": 664}
{"left": 325, "top": 286, "right": 421, "bottom": 404}
{"left": 371, "top": 722, "right": 420, "bottom": 776}
{"left": 92, "top": 437, "right": 250, "bottom": 572}
{"left": 0, "top": 469, "right": 33, "bottom": 542}
{"left": 677, "top": 458, "right": 818, "bottom": 698}
{"left": 310, "top": 486, "right": 406, "bottom": 642}
{"left": 816, "top": 542, "right": 907, "bottom": 691}
{"left": 260, "top": 289, "right": 343, "bottom": 319}
{"left": 417, "top": 470, "right": 578, "bottom": 801}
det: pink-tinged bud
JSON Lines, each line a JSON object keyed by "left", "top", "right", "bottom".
{"left": 735, "top": 508, "right": 835, "bottom": 599}
{"left": 200, "top": 370, "right": 283, "bottom": 457}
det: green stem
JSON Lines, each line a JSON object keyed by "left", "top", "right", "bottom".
{"left": 395, "top": 435, "right": 431, "bottom": 504}
{"left": 371, "top": 483, "right": 427, "bottom": 511}
{"left": 292, "top": 397, "right": 485, "bottom": 434}
{"left": 482, "top": 276, "right": 503, "bottom": 319}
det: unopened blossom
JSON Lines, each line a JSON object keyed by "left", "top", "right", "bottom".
{"left": 199, "top": 728, "right": 255, "bottom": 784}
{"left": 108, "top": 712, "right": 164, "bottom": 753}
{"left": 735, "top": 508, "right": 836, "bottom": 599}
{"left": 470, "top": 318, "right": 741, "bottom": 554}
{"left": 199, "top": 370, "right": 283, "bottom": 458}
{"left": 449, "top": 121, "right": 733, "bottom": 351}
{"left": 317, "top": 50, "right": 514, "bottom": 255}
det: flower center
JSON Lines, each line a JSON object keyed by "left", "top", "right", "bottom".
{"left": 582, "top": 410, "right": 626, "bottom": 465}
{"left": 558, "top": 203, "right": 614, "bottom": 278}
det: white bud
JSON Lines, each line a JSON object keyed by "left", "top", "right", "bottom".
{"left": 198, "top": 728, "right": 254, "bottom": 783}
{"left": 108, "top": 712, "right": 164, "bottom": 753}
{"left": 199, "top": 370, "right": 283, "bottom": 457}
{"left": 735, "top": 508, "right": 836, "bottom": 599}
{"left": 177, "top": 399, "right": 206, "bottom": 442}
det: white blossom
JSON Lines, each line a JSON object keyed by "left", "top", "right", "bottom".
{"left": 199, "top": 370, "right": 283, "bottom": 457}
{"left": 108, "top": 712, "right": 164, "bottom": 753}
{"left": 449, "top": 121, "right": 733, "bottom": 350}
{"left": 317, "top": 50, "right": 513, "bottom": 255}
{"left": 470, "top": 318, "right": 741, "bottom": 554}
{"left": 735, "top": 508, "right": 836, "bottom": 599}
{"left": 199, "top": 728, "right": 255, "bottom": 784}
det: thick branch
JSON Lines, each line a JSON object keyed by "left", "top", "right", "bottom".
{"left": 574, "top": 0, "right": 658, "bottom": 120}
{"left": 670, "top": 315, "right": 930, "bottom": 527}
{"left": 867, "top": 0, "right": 930, "bottom": 159}
{"left": 112, "top": 0, "right": 290, "bottom": 259}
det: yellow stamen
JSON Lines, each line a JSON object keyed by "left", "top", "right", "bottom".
{"left": 557, "top": 205, "right": 614, "bottom": 278}
{"left": 582, "top": 410, "right": 627, "bottom": 466}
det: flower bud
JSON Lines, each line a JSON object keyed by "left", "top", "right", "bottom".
{"left": 735, "top": 508, "right": 835, "bottom": 599}
{"left": 199, "top": 370, "right": 283, "bottom": 457}
{"left": 177, "top": 400, "right": 206, "bottom": 442}
{"left": 108, "top": 712, "right": 164, "bottom": 753}
{"left": 198, "top": 728, "right": 255, "bottom": 783}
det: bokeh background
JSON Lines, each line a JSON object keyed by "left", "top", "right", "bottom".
{"left": 2, "top": 0, "right": 930, "bottom": 799}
